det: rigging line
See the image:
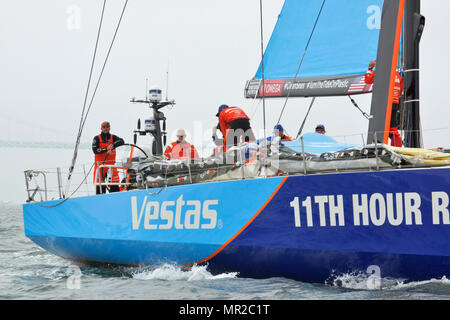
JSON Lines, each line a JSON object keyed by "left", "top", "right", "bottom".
{"left": 79, "top": 0, "right": 129, "bottom": 132}
{"left": 295, "top": 97, "right": 316, "bottom": 140}
{"left": 400, "top": 21, "right": 406, "bottom": 140}
{"left": 76, "top": 0, "right": 107, "bottom": 140}
{"left": 250, "top": 98, "right": 262, "bottom": 119}
{"left": 67, "top": 0, "right": 107, "bottom": 182}
{"left": 259, "top": 0, "right": 267, "bottom": 145}
{"left": 348, "top": 95, "right": 373, "bottom": 120}
{"left": 276, "top": 0, "right": 326, "bottom": 125}
{"left": 67, "top": 0, "right": 129, "bottom": 187}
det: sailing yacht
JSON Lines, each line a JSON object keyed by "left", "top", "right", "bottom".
{"left": 23, "top": 0, "right": 449, "bottom": 283}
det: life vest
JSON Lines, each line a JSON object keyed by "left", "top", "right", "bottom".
{"left": 392, "top": 72, "right": 403, "bottom": 104}
{"left": 93, "top": 134, "right": 120, "bottom": 185}
{"left": 164, "top": 141, "right": 199, "bottom": 160}
{"left": 364, "top": 68, "right": 375, "bottom": 85}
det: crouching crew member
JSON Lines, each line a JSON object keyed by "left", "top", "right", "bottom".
{"left": 164, "top": 129, "right": 199, "bottom": 160}
{"left": 215, "top": 104, "right": 255, "bottom": 150}
{"left": 92, "top": 121, "right": 124, "bottom": 194}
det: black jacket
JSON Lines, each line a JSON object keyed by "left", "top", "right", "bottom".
{"left": 92, "top": 133, "right": 125, "bottom": 155}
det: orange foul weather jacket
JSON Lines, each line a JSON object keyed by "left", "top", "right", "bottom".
{"left": 164, "top": 141, "right": 199, "bottom": 160}
{"left": 364, "top": 69, "right": 403, "bottom": 103}
{"left": 364, "top": 68, "right": 375, "bottom": 85}
{"left": 93, "top": 134, "right": 120, "bottom": 185}
{"left": 218, "top": 106, "right": 251, "bottom": 147}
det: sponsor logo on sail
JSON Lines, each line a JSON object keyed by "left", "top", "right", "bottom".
{"left": 259, "top": 79, "right": 285, "bottom": 97}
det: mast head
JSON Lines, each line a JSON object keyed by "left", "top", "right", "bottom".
{"left": 148, "top": 87, "right": 162, "bottom": 103}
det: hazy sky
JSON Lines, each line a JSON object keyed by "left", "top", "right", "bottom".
{"left": 1, "top": 0, "right": 450, "bottom": 202}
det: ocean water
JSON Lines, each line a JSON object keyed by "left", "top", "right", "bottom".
{"left": 2, "top": 202, "right": 450, "bottom": 301}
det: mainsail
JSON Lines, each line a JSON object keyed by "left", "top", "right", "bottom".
{"left": 245, "top": 0, "right": 384, "bottom": 98}
{"left": 245, "top": 0, "right": 424, "bottom": 149}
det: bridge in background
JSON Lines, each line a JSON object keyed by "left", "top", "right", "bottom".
{"left": 0, "top": 113, "right": 90, "bottom": 149}
{"left": 0, "top": 140, "right": 90, "bottom": 149}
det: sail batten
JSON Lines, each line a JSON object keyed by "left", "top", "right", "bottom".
{"left": 246, "top": 0, "right": 384, "bottom": 98}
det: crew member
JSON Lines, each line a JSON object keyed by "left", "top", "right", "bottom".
{"left": 164, "top": 129, "right": 199, "bottom": 160}
{"left": 315, "top": 124, "right": 326, "bottom": 134}
{"left": 389, "top": 70, "right": 404, "bottom": 147}
{"left": 273, "top": 124, "right": 292, "bottom": 141}
{"left": 364, "top": 60, "right": 376, "bottom": 84}
{"left": 365, "top": 60, "right": 404, "bottom": 147}
{"left": 92, "top": 121, "right": 125, "bottom": 194}
{"left": 389, "top": 127, "right": 402, "bottom": 147}
{"left": 216, "top": 104, "right": 255, "bottom": 150}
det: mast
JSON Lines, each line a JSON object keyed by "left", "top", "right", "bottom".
{"left": 403, "top": 0, "right": 425, "bottom": 148}
{"left": 367, "top": 0, "right": 405, "bottom": 145}
{"left": 367, "top": 0, "right": 425, "bottom": 146}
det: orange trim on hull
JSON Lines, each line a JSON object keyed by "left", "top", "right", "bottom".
{"left": 384, "top": 0, "right": 405, "bottom": 144}
{"left": 184, "top": 176, "right": 289, "bottom": 268}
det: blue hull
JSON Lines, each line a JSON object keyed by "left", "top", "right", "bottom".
{"left": 23, "top": 168, "right": 450, "bottom": 282}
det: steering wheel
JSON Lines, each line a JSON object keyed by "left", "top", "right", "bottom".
{"left": 100, "top": 143, "right": 149, "bottom": 192}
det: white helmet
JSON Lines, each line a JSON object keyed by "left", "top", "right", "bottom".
{"left": 148, "top": 86, "right": 162, "bottom": 103}
{"left": 176, "top": 128, "right": 187, "bottom": 137}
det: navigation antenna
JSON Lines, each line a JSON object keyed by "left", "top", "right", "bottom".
{"left": 166, "top": 62, "right": 169, "bottom": 101}
{"left": 131, "top": 88, "right": 175, "bottom": 156}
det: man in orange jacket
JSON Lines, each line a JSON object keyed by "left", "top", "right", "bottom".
{"left": 215, "top": 104, "right": 255, "bottom": 150}
{"left": 164, "top": 129, "right": 199, "bottom": 160}
{"left": 92, "top": 121, "right": 124, "bottom": 194}
{"left": 364, "top": 60, "right": 376, "bottom": 85}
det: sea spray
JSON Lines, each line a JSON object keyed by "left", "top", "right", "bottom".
{"left": 131, "top": 264, "right": 238, "bottom": 281}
